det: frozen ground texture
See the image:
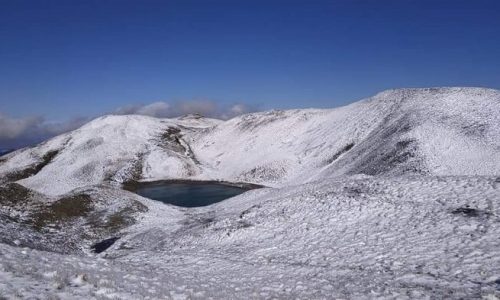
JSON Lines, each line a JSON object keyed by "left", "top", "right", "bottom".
{"left": 0, "top": 87, "right": 500, "bottom": 299}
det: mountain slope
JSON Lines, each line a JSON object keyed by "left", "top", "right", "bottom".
{"left": 0, "top": 115, "right": 219, "bottom": 195}
{"left": 0, "top": 87, "right": 499, "bottom": 196}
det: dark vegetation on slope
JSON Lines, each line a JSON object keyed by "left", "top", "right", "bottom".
{"left": 326, "top": 143, "right": 355, "bottom": 164}
{"left": 159, "top": 127, "right": 185, "bottom": 153}
{"left": 155, "top": 126, "right": 200, "bottom": 176}
{"left": 0, "top": 183, "right": 148, "bottom": 254}
{"left": 30, "top": 193, "right": 148, "bottom": 236}
{"left": 0, "top": 183, "right": 33, "bottom": 206}
{"left": 104, "top": 152, "right": 145, "bottom": 182}
{"left": 339, "top": 115, "right": 426, "bottom": 176}
{"left": 158, "top": 126, "right": 199, "bottom": 163}
{"left": 129, "top": 153, "right": 145, "bottom": 181}
{"left": 32, "top": 194, "right": 94, "bottom": 230}
{"left": 4, "top": 150, "right": 59, "bottom": 182}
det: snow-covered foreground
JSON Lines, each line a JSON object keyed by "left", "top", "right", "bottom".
{"left": 1, "top": 176, "right": 500, "bottom": 299}
{"left": 0, "top": 87, "right": 500, "bottom": 299}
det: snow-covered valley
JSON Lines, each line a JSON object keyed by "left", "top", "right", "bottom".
{"left": 1, "top": 87, "right": 500, "bottom": 299}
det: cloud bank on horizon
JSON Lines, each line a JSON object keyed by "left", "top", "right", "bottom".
{"left": 114, "top": 100, "right": 257, "bottom": 120}
{"left": 0, "top": 100, "right": 259, "bottom": 149}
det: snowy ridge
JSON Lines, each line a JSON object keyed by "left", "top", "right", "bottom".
{"left": 1, "top": 87, "right": 499, "bottom": 196}
{"left": 1, "top": 87, "right": 500, "bottom": 299}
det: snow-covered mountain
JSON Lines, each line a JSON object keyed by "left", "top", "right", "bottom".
{"left": 1, "top": 87, "right": 499, "bottom": 196}
{"left": 1, "top": 87, "right": 500, "bottom": 299}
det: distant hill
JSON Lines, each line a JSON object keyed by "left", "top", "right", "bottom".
{"left": 0, "top": 149, "right": 15, "bottom": 156}
{"left": 1, "top": 87, "right": 499, "bottom": 195}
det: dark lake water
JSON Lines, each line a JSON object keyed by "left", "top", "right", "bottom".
{"left": 131, "top": 181, "right": 250, "bottom": 207}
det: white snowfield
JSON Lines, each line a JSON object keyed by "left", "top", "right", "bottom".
{"left": 0, "top": 87, "right": 500, "bottom": 299}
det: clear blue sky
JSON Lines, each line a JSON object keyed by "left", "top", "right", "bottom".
{"left": 1, "top": 0, "right": 500, "bottom": 121}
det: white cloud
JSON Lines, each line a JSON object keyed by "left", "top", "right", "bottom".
{"left": 137, "top": 102, "right": 171, "bottom": 117}
{"left": 223, "top": 103, "right": 255, "bottom": 119}
{"left": 114, "top": 102, "right": 172, "bottom": 118}
{"left": 114, "top": 100, "right": 259, "bottom": 120}
{"left": 173, "top": 100, "right": 218, "bottom": 117}
{"left": 0, "top": 113, "right": 89, "bottom": 149}
{"left": 0, "top": 99, "right": 261, "bottom": 149}
{"left": 0, "top": 113, "right": 43, "bottom": 140}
